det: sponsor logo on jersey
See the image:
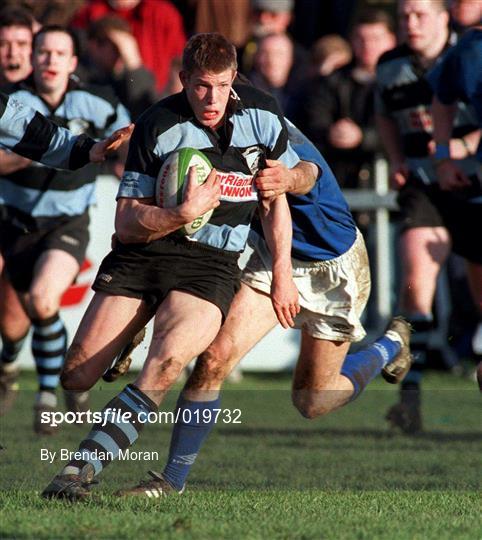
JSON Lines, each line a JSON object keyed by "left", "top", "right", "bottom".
{"left": 217, "top": 171, "right": 258, "bottom": 202}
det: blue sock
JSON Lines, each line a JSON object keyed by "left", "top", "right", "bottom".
{"left": 163, "top": 395, "right": 220, "bottom": 490}
{"left": 341, "top": 336, "right": 401, "bottom": 400}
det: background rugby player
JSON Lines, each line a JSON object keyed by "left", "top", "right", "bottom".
{"left": 0, "top": 25, "right": 131, "bottom": 433}
{"left": 375, "top": 0, "right": 482, "bottom": 432}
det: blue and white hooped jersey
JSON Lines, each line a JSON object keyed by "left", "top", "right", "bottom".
{"left": 0, "top": 91, "right": 95, "bottom": 169}
{"left": 0, "top": 77, "right": 130, "bottom": 223}
{"left": 118, "top": 84, "right": 299, "bottom": 253}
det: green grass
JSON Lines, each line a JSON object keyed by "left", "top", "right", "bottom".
{"left": 1, "top": 371, "right": 481, "bottom": 539}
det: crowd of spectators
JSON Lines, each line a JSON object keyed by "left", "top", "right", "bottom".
{"left": 0, "top": 0, "right": 481, "bottom": 375}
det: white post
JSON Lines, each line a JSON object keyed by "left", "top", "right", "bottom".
{"left": 374, "top": 156, "right": 392, "bottom": 330}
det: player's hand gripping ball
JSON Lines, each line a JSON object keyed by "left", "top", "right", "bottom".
{"left": 156, "top": 148, "right": 213, "bottom": 235}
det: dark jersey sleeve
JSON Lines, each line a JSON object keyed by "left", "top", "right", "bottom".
{"left": 0, "top": 91, "right": 95, "bottom": 169}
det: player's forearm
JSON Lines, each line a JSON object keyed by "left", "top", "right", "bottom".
{"left": 0, "top": 149, "right": 31, "bottom": 174}
{"left": 432, "top": 97, "right": 456, "bottom": 145}
{"left": 375, "top": 114, "right": 405, "bottom": 166}
{"left": 115, "top": 198, "right": 191, "bottom": 244}
{"left": 259, "top": 195, "right": 293, "bottom": 278}
{"left": 289, "top": 161, "right": 318, "bottom": 195}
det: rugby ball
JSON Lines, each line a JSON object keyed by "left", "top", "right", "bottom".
{"left": 156, "top": 148, "right": 213, "bottom": 235}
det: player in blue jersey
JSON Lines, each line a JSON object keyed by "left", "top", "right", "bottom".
{"left": 428, "top": 25, "right": 482, "bottom": 390}
{"left": 0, "top": 26, "right": 131, "bottom": 433}
{"left": 42, "top": 32, "right": 300, "bottom": 500}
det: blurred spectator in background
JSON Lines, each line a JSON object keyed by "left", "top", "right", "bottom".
{"left": 191, "top": 0, "right": 251, "bottom": 48}
{"left": 0, "top": 7, "right": 34, "bottom": 86}
{"left": 309, "top": 34, "right": 352, "bottom": 78}
{"left": 70, "top": 0, "right": 186, "bottom": 94}
{"left": 248, "top": 32, "right": 302, "bottom": 118}
{"left": 295, "top": 9, "right": 396, "bottom": 191}
{"left": 240, "top": 0, "right": 309, "bottom": 83}
{"left": 450, "top": 0, "right": 482, "bottom": 33}
{"left": 86, "top": 15, "right": 158, "bottom": 120}
{"left": 375, "top": 0, "right": 481, "bottom": 432}
{"left": 9, "top": 0, "right": 86, "bottom": 27}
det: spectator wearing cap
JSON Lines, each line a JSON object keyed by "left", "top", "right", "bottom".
{"left": 240, "top": 0, "right": 309, "bottom": 85}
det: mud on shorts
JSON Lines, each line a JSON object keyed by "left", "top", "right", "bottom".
{"left": 92, "top": 235, "right": 242, "bottom": 320}
{"left": 397, "top": 176, "right": 482, "bottom": 264}
{"left": 242, "top": 229, "right": 371, "bottom": 342}
{"left": 0, "top": 212, "right": 89, "bottom": 292}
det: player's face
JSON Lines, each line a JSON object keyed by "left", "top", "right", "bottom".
{"left": 181, "top": 68, "right": 236, "bottom": 130}
{"left": 399, "top": 0, "right": 449, "bottom": 55}
{"left": 255, "top": 34, "right": 293, "bottom": 87}
{"left": 351, "top": 23, "right": 396, "bottom": 71}
{"left": 32, "top": 31, "right": 77, "bottom": 94}
{"left": 0, "top": 25, "right": 32, "bottom": 84}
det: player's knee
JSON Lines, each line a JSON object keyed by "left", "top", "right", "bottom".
{"left": 60, "top": 367, "right": 94, "bottom": 392}
{"left": 60, "top": 346, "right": 95, "bottom": 392}
{"left": 185, "top": 347, "right": 231, "bottom": 390}
{"left": 28, "top": 290, "right": 58, "bottom": 320}
{"left": 291, "top": 391, "right": 334, "bottom": 419}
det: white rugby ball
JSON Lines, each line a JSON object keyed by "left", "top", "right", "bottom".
{"left": 156, "top": 148, "right": 213, "bottom": 235}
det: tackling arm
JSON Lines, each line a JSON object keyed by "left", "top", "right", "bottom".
{"left": 258, "top": 194, "right": 300, "bottom": 329}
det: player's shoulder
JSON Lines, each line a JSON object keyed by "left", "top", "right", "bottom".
{"left": 233, "top": 82, "right": 281, "bottom": 115}
{"left": 68, "top": 79, "right": 121, "bottom": 107}
{"left": 378, "top": 44, "right": 412, "bottom": 67}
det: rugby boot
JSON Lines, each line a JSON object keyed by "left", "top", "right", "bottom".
{"left": 115, "top": 470, "right": 185, "bottom": 498}
{"left": 0, "top": 363, "right": 20, "bottom": 415}
{"left": 381, "top": 316, "right": 413, "bottom": 384}
{"left": 42, "top": 463, "right": 97, "bottom": 501}
{"left": 386, "top": 383, "right": 422, "bottom": 434}
{"left": 102, "top": 327, "right": 146, "bottom": 382}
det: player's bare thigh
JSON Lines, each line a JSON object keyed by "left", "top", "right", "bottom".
{"left": 61, "top": 292, "right": 151, "bottom": 391}
{"left": 292, "top": 331, "right": 353, "bottom": 418}
{"left": 184, "top": 283, "right": 279, "bottom": 398}
{"left": 135, "top": 290, "right": 234, "bottom": 404}
{"left": 22, "top": 249, "right": 80, "bottom": 319}
{"left": 399, "top": 226, "right": 451, "bottom": 313}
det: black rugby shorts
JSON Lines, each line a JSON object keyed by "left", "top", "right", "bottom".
{"left": 1, "top": 212, "right": 89, "bottom": 291}
{"left": 92, "top": 235, "right": 242, "bottom": 319}
{"left": 397, "top": 176, "right": 482, "bottom": 263}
